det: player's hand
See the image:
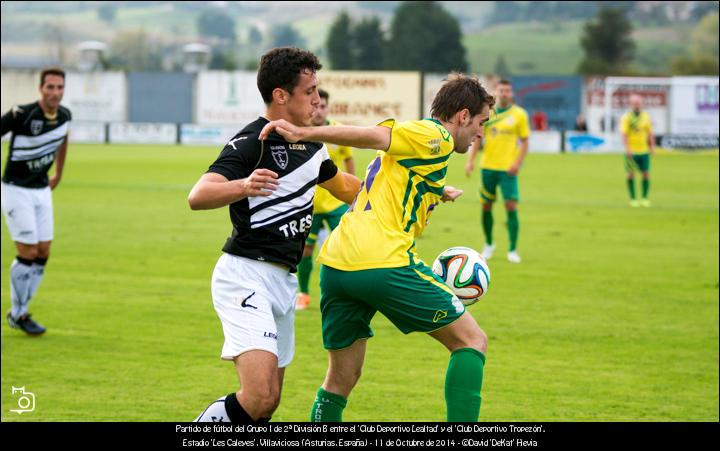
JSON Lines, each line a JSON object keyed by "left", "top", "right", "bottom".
{"left": 239, "top": 169, "right": 279, "bottom": 197}
{"left": 49, "top": 175, "right": 61, "bottom": 190}
{"left": 464, "top": 161, "right": 474, "bottom": 178}
{"left": 441, "top": 186, "right": 463, "bottom": 202}
{"left": 507, "top": 163, "right": 520, "bottom": 176}
{"left": 259, "top": 119, "right": 304, "bottom": 143}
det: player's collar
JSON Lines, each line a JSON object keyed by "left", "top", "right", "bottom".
{"left": 495, "top": 104, "right": 513, "bottom": 115}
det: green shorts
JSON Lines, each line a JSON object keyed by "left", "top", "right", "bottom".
{"left": 480, "top": 169, "right": 519, "bottom": 203}
{"left": 319, "top": 263, "right": 466, "bottom": 350}
{"left": 306, "top": 204, "right": 348, "bottom": 246}
{"left": 625, "top": 153, "right": 650, "bottom": 173}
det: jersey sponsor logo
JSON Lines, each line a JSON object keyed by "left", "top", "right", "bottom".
{"left": 288, "top": 143, "right": 306, "bottom": 150}
{"left": 263, "top": 332, "right": 278, "bottom": 340}
{"left": 433, "top": 310, "right": 448, "bottom": 323}
{"left": 240, "top": 291, "right": 257, "bottom": 309}
{"left": 30, "top": 120, "right": 43, "bottom": 136}
{"left": 26, "top": 153, "right": 55, "bottom": 171}
{"left": 271, "top": 147, "right": 289, "bottom": 169}
{"left": 428, "top": 138, "right": 442, "bottom": 154}
{"left": 278, "top": 213, "right": 313, "bottom": 238}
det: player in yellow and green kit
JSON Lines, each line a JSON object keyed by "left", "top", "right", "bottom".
{"left": 465, "top": 79, "right": 529, "bottom": 264}
{"left": 260, "top": 73, "right": 495, "bottom": 422}
{"left": 621, "top": 94, "right": 655, "bottom": 208}
{"left": 296, "top": 89, "right": 355, "bottom": 310}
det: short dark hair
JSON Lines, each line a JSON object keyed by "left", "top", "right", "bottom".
{"left": 318, "top": 88, "right": 329, "bottom": 101}
{"left": 40, "top": 67, "right": 65, "bottom": 87}
{"left": 431, "top": 73, "right": 495, "bottom": 122}
{"left": 257, "top": 47, "right": 322, "bottom": 104}
{"left": 497, "top": 79, "right": 512, "bottom": 87}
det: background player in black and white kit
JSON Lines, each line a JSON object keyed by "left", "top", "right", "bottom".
{"left": 188, "top": 48, "right": 361, "bottom": 423}
{"left": 1, "top": 67, "right": 71, "bottom": 335}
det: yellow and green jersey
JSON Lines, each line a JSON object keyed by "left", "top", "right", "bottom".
{"left": 620, "top": 111, "right": 652, "bottom": 154}
{"left": 480, "top": 105, "right": 530, "bottom": 171}
{"left": 314, "top": 119, "right": 354, "bottom": 214}
{"left": 317, "top": 118, "right": 454, "bottom": 271}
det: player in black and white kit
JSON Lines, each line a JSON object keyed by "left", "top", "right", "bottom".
{"left": 1, "top": 68, "right": 70, "bottom": 335}
{"left": 189, "top": 48, "right": 361, "bottom": 423}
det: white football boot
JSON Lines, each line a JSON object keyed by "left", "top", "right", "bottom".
{"left": 507, "top": 250, "right": 522, "bottom": 264}
{"left": 481, "top": 243, "right": 496, "bottom": 260}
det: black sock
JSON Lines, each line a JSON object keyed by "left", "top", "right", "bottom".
{"left": 224, "top": 393, "right": 255, "bottom": 424}
{"left": 34, "top": 257, "right": 48, "bottom": 266}
{"left": 16, "top": 256, "right": 34, "bottom": 266}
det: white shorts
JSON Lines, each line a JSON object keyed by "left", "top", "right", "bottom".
{"left": 211, "top": 253, "right": 298, "bottom": 368}
{"left": 1, "top": 182, "right": 54, "bottom": 245}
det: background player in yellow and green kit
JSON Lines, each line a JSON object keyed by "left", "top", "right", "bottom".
{"left": 260, "top": 73, "right": 495, "bottom": 422}
{"left": 621, "top": 94, "right": 655, "bottom": 207}
{"left": 296, "top": 89, "right": 355, "bottom": 310}
{"left": 465, "top": 79, "right": 529, "bottom": 264}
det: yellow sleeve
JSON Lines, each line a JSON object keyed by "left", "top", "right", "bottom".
{"left": 339, "top": 145, "right": 353, "bottom": 159}
{"left": 517, "top": 110, "right": 530, "bottom": 139}
{"left": 620, "top": 114, "right": 630, "bottom": 135}
{"left": 378, "top": 118, "right": 446, "bottom": 159}
{"left": 644, "top": 113, "right": 653, "bottom": 134}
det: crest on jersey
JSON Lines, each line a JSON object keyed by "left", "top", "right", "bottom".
{"left": 271, "top": 146, "right": 288, "bottom": 170}
{"left": 30, "top": 120, "right": 43, "bottom": 136}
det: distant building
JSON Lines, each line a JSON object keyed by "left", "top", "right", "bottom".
{"left": 182, "top": 43, "right": 210, "bottom": 73}
{"left": 77, "top": 41, "right": 108, "bottom": 71}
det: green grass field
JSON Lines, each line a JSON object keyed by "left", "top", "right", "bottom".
{"left": 1, "top": 143, "right": 718, "bottom": 421}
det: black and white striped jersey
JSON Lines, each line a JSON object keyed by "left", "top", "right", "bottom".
{"left": 1, "top": 102, "right": 71, "bottom": 188}
{"left": 207, "top": 117, "right": 339, "bottom": 271}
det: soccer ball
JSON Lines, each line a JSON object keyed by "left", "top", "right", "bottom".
{"left": 432, "top": 246, "right": 490, "bottom": 306}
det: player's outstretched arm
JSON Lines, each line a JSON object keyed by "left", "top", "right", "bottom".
{"left": 319, "top": 171, "right": 362, "bottom": 205}
{"left": 188, "top": 169, "right": 279, "bottom": 210}
{"left": 259, "top": 119, "right": 391, "bottom": 151}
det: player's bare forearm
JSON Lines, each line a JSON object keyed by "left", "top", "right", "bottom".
{"left": 344, "top": 157, "right": 356, "bottom": 176}
{"left": 259, "top": 119, "right": 391, "bottom": 151}
{"left": 649, "top": 133, "right": 655, "bottom": 155}
{"left": 188, "top": 170, "right": 278, "bottom": 210}
{"left": 464, "top": 140, "right": 481, "bottom": 177}
{"left": 49, "top": 138, "right": 68, "bottom": 190}
{"left": 320, "top": 171, "right": 362, "bottom": 205}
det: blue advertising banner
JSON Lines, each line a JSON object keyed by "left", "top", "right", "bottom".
{"left": 128, "top": 72, "right": 194, "bottom": 123}
{"left": 510, "top": 76, "right": 582, "bottom": 131}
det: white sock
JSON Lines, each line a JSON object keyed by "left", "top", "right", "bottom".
{"left": 10, "top": 258, "right": 34, "bottom": 319}
{"left": 194, "top": 396, "right": 231, "bottom": 422}
{"left": 28, "top": 261, "right": 46, "bottom": 304}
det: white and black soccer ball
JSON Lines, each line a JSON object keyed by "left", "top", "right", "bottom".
{"left": 432, "top": 246, "right": 491, "bottom": 306}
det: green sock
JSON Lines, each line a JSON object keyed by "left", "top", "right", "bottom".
{"left": 507, "top": 210, "right": 519, "bottom": 252}
{"left": 482, "top": 210, "right": 493, "bottom": 245}
{"left": 627, "top": 178, "right": 636, "bottom": 199}
{"left": 445, "top": 348, "right": 486, "bottom": 421}
{"left": 642, "top": 179, "right": 650, "bottom": 199}
{"left": 310, "top": 387, "right": 347, "bottom": 422}
{"left": 297, "top": 255, "right": 313, "bottom": 294}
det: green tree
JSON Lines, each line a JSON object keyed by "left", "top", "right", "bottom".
{"left": 197, "top": 9, "right": 236, "bottom": 42}
{"left": 271, "top": 24, "right": 306, "bottom": 48}
{"left": 354, "top": 17, "right": 385, "bottom": 70}
{"left": 671, "top": 12, "right": 719, "bottom": 75}
{"left": 386, "top": 1, "right": 467, "bottom": 73}
{"left": 97, "top": 4, "right": 116, "bottom": 24}
{"left": 108, "top": 29, "right": 162, "bottom": 71}
{"left": 577, "top": 7, "right": 635, "bottom": 74}
{"left": 248, "top": 25, "right": 263, "bottom": 46}
{"left": 494, "top": 55, "right": 511, "bottom": 78}
{"left": 326, "top": 11, "right": 355, "bottom": 69}
{"left": 209, "top": 48, "right": 238, "bottom": 70}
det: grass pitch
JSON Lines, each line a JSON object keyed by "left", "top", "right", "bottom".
{"left": 1, "top": 143, "right": 718, "bottom": 421}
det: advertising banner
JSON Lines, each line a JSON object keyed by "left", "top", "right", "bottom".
{"left": 63, "top": 72, "right": 127, "bottom": 122}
